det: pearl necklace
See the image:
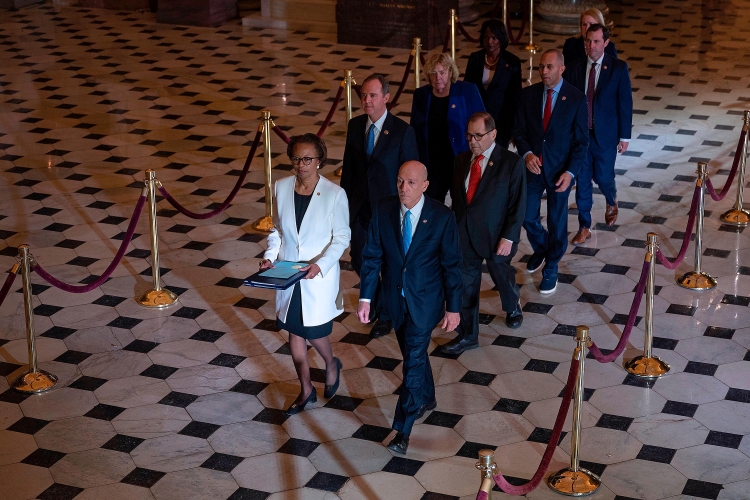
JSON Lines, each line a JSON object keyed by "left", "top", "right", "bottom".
{"left": 484, "top": 53, "right": 499, "bottom": 67}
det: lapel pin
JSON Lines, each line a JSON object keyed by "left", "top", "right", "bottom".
{"left": 561, "top": 96, "right": 567, "bottom": 101}
{"left": 489, "top": 161, "right": 493, "bottom": 166}
{"left": 317, "top": 192, "right": 320, "bottom": 196}
{"left": 451, "top": 104, "right": 456, "bottom": 109}
{"left": 383, "top": 130, "right": 389, "bottom": 135}
{"left": 422, "top": 220, "right": 427, "bottom": 223}
{"left": 505, "top": 63, "right": 509, "bottom": 68}
{"left": 603, "top": 65, "right": 608, "bottom": 70}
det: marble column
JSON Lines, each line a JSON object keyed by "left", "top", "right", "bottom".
{"left": 242, "top": 0, "right": 337, "bottom": 34}
{"left": 535, "top": 0, "right": 609, "bottom": 35}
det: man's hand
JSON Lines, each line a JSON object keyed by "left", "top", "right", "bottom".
{"left": 300, "top": 263, "right": 321, "bottom": 279}
{"left": 357, "top": 301, "right": 371, "bottom": 324}
{"left": 525, "top": 154, "right": 542, "bottom": 175}
{"left": 555, "top": 172, "right": 573, "bottom": 192}
{"left": 441, "top": 312, "right": 460, "bottom": 332}
{"left": 259, "top": 259, "right": 274, "bottom": 270}
{"left": 617, "top": 141, "right": 629, "bottom": 154}
{"left": 496, "top": 239, "right": 513, "bottom": 256}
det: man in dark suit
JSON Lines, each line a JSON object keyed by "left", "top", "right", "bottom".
{"left": 441, "top": 112, "right": 527, "bottom": 355}
{"left": 357, "top": 161, "right": 462, "bottom": 455}
{"left": 341, "top": 74, "right": 419, "bottom": 338}
{"left": 566, "top": 24, "right": 633, "bottom": 244}
{"left": 512, "top": 49, "right": 588, "bottom": 294}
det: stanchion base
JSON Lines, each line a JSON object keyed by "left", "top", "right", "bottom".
{"left": 251, "top": 216, "right": 274, "bottom": 233}
{"left": 677, "top": 271, "right": 718, "bottom": 290}
{"left": 719, "top": 208, "right": 750, "bottom": 226}
{"left": 11, "top": 370, "right": 58, "bottom": 394}
{"left": 547, "top": 467, "right": 601, "bottom": 496}
{"left": 625, "top": 355, "right": 671, "bottom": 379}
{"left": 334, "top": 166, "right": 343, "bottom": 177}
{"left": 136, "top": 288, "right": 179, "bottom": 309}
{"left": 524, "top": 43, "right": 540, "bottom": 53}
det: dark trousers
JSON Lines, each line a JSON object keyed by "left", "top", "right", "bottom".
{"left": 523, "top": 171, "right": 571, "bottom": 278}
{"left": 350, "top": 209, "right": 384, "bottom": 322}
{"left": 457, "top": 236, "right": 519, "bottom": 343}
{"left": 575, "top": 130, "right": 617, "bottom": 229}
{"left": 393, "top": 299, "right": 435, "bottom": 436}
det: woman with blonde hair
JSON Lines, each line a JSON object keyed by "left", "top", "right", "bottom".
{"left": 410, "top": 53, "right": 485, "bottom": 202}
{"left": 562, "top": 8, "right": 617, "bottom": 70}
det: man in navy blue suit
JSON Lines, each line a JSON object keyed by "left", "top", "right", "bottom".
{"left": 357, "top": 161, "right": 462, "bottom": 455}
{"left": 566, "top": 24, "right": 633, "bottom": 244}
{"left": 341, "top": 74, "right": 419, "bottom": 338}
{"left": 512, "top": 49, "right": 588, "bottom": 294}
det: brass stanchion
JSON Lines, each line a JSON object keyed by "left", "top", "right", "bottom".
{"left": 252, "top": 110, "right": 275, "bottom": 233}
{"left": 524, "top": 0, "right": 539, "bottom": 53}
{"left": 720, "top": 110, "right": 750, "bottom": 226}
{"left": 450, "top": 9, "right": 457, "bottom": 61}
{"left": 502, "top": 0, "right": 507, "bottom": 26}
{"left": 11, "top": 245, "right": 58, "bottom": 394}
{"left": 335, "top": 70, "right": 356, "bottom": 178}
{"left": 413, "top": 38, "right": 422, "bottom": 89}
{"left": 625, "top": 233, "right": 671, "bottom": 378}
{"left": 547, "top": 326, "right": 601, "bottom": 496}
{"left": 137, "top": 173, "right": 178, "bottom": 308}
{"left": 677, "top": 162, "right": 717, "bottom": 290}
{"left": 475, "top": 449, "right": 497, "bottom": 498}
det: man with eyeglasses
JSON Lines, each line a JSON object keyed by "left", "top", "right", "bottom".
{"left": 441, "top": 112, "right": 527, "bottom": 355}
{"left": 341, "top": 74, "right": 419, "bottom": 339}
{"left": 512, "top": 49, "right": 588, "bottom": 295}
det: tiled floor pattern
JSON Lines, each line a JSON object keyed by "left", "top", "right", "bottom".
{"left": 1, "top": 1, "right": 750, "bottom": 499}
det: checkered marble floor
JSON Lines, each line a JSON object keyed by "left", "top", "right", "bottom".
{"left": 1, "top": 1, "right": 750, "bottom": 499}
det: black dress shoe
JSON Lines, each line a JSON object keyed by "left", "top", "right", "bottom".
{"left": 416, "top": 399, "right": 437, "bottom": 420}
{"left": 323, "top": 357, "right": 342, "bottom": 399}
{"left": 386, "top": 432, "right": 409, "bottom": 454}
{"left": 440, "top": 337, "right": 479, "bottom": 355}
{"left": 369, "top": 319, "right": 393, "bottom": 338}
{"left": 505, "top": 304, "right": 523, "bottom": 329}
{"left": 284, "top": 389, "right": 317, "bottom": 416}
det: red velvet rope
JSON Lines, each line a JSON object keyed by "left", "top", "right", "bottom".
{"left": 316, "top": 84, "right": 345, "bottom": 138}
{"left": 588, "top": 259, "right": 650, "bottom": 363}
{"left": 655, "top": 184, "right": 701, "bottom": 270}
{"left": 33, "top": 193, "right": 147, "bottom": 293}
{"left": 420, "top": 52, "right": 427, "bottom": 67}
{"left": 705, "top": 129, "right": 747, "bottom": 201}
{"left": 476, "top": 491, "right": 489, "bottom": 500}
{"left": 456, "top": 21, "right": 480, "bottom": 44}
{"left": 0, "top": 271, "right": 18, "bottom": 308}
{"left": 442, "top": 25, "right": 451, "bottom": 53}
{"left": 490, "top": 359, "right": 580, "bottom": 495}
{"left": 388, "top": 52, "right": 415, "bottom": 111}
{"left": 353, "top": 84, "right": 362, "bottom": 100}
{"left": 272, "top": 125, "right": 291, "bottom": 145}
{"left": 158, "top": 129, "right": 263, "bottom": 220}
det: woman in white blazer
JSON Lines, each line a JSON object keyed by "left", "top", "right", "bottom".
{"left": 259, "top": 134, "right": 351, "bottom": 415}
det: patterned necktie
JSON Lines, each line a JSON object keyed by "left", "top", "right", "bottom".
{"left": 366, "top": 124, "right": 376, "bottom": 158}
{"left": 466, "top": 154, "right": 484, "bottom": 204}
{"left": 587, "top": 62, "right": 597, "bottom": 129}
{"left": 541, "top": 88, "right": 553, "bottom": 166}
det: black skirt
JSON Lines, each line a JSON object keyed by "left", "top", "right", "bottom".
{"left": 276, "top": 282, "right": 333, "bottom": 339}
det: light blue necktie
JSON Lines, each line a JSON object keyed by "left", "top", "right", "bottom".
{"left": 366, "top": 124, "right": 376, "bottom": 158}
{"left": 402, "top": 210, "right": 412, "bottom": 296}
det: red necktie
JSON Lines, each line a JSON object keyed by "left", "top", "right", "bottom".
{"left": 587, "top": 62, "right": 597, "bottom": 129}
{"left": 540, "top": 88, "right": 553, "bottom": 165}
{"left": 466, "top": 154, "right": 484, "bottom": 204}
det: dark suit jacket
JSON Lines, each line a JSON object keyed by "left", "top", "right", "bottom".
{"left": 463, "top": 49, "right": 522, "bottom": 147}
{"left": 562, "top": 36, "right": 617, "bottom": 75}
{"left": 512, "top": 81, "right": 589, "bottom": 183}
{"left": 359, "top": 196, "right": 463, "bottom": 332}
{"left": 451, "top": 146, "right": 527, "bottom": 259}
{"left": 410, "top": 81, "right": 485, "bottom": 167}
{"left": 566, "top": 53, "right": 633, "bottom": 149}
{"left": 340, "top": 112, "right": 419, "bottom": 223}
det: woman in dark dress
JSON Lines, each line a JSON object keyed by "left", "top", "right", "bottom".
{"left": 260, "top": 134, "right": 351, "bottom": 415}
{"left": 463, "top": 19, "right": 522, "bottom": 148}
{"left": 562, "top": 8, "right": 617, "bottom": 72}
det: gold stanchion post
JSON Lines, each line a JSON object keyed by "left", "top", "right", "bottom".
{"left": 720, "top": 110, "right": 750, "bottom": 226}
{"left": 625, "top": 232, "right": 671, "bottom": 378}
{"left": 547, "top": 325, "right": 601, "bottom": 496}
{"left": 450, "top": 9, "right": 457, "bottom": 61}
{"left": 335, "top": 70, "right": 356, "bottom": 178}
{"left": 524, "top": 0, "right": 539, "bottom": 53}
{"left": 136, "top": 172, "right": 178, "bottom": 308}
{"left": 11, "top": 245, "right": 58, "bottom": 393}
{"left": 413, "top": 37, "right": 422, "bottom": 89}
{"left": 502, "top": 0, "right": 508, "bottom": 26}
{"left": 677, "top": 162, "right": 717, "bottom": 290}
{"left": 252, "top": 110, "right": 275, "bottom": 233}
{"left": 475, "top": 449, "right": 497, "bottom": 498}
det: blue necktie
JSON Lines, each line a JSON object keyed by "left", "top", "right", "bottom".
{"left": 402, "top": 210, "right": 412, "bottom": 296}
{"left": 366, "top": 124, "right": 376, "bottom": 158}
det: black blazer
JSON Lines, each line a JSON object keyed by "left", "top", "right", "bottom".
{"left": 565, "top": 53, "right": 633, "bottom": 149}
{"left": 340, "top": 112, "right": 419, "bottom": 223}
{"left": 359, "top": 196, "right": 463, "bottom": 332}
{"left": 512, "top": 81, "right": 589, "bottom": 183}
{"left": 463, "top": 49, "right": 522, "bottom": 147}
{"left": 562, "top": 36, "right": 617, "bottom": 75}
{"left": 451, "top": 145, "right": 527, "bottom": 259}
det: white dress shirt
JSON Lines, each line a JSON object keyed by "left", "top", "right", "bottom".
{"left": 366, "top": 110, "right": 388, "bottom": 147}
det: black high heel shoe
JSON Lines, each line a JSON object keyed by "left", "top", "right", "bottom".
{"left": 285, "top": 388, "right": 317, "bottom": 416}
{"left": 324, "top": 357, "right": 342, "bottom": 399}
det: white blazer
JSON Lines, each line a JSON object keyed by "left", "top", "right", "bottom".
{"left": 264, "top": 175, "right": 351, "bottom": 326}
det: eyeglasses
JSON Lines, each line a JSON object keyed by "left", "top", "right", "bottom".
{"left": 290, "top": 157, "right": 320, "bottom": 166}
{"left": 465, "top": 129, "right": 495, "bottom": 142}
